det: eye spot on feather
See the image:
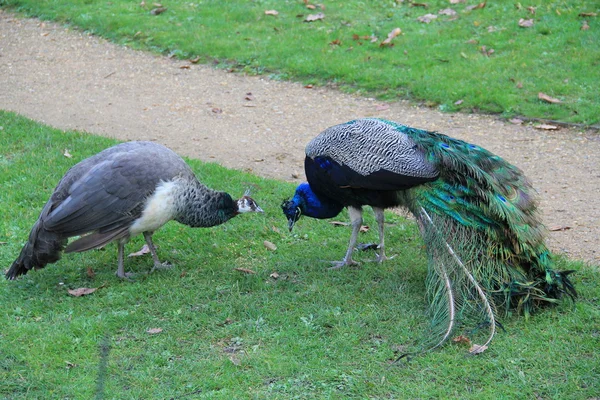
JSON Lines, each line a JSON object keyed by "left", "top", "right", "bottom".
{"left": 497, "top": 194, "right": 507, "bottom": 203}
{"left": 440, "top": 143, "right": 450, "bottom": 149}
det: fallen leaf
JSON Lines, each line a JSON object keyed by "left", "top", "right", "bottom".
{"left": 380, "top": 27, "right": 402, "bottom": 46}
{"left": 329, "top": 39, "right": 342, "bottom": 46}
{"left": 86, "top": 267, "right": 95, "bottom": 278}
{"left": 466, "top": 2, "right": 486, "bottom": 11}
{"left": 452, "top": 335, "right": 472, "bottom": 345}
{"left": 245, "top": 92, "right": 255, "bottom": 101}
{"left": 469, "top": 343, "right": 488, "bottom": 354}
{"left": 550, "top": 226, "right": 571, "bottom": 231}
{"left": 65, "top": 361, "right": 77, "bottom": 369}
{"left": 179, "top": 65, "right": 190, "bottom": 69}
{"left": 146, "top": 328, "right": 163, "bottom": 334}
{"left": 128, "top": 244, "right": 150, "bottom": 257}
{"left": 581, "top": 20, "right": 590, "bottom": 30}
{"left": 439, "top": 8, "right": 456, "bottom": 16}
{"left": 270, "top": 272, "right": 280, "bottom": 279}
{"left": 480, "top": 46, "right": 495, "bottom": 56}
{"left": 229, "top": 354, "right": 241, "bottom": 366}
{"left": 67, "top": 287, "right": 97, "bottom": 297}
{"left": 516, "top": 81, "right": 523, "bottom": 89}
{"left": 578, "top": 12, "right": 597, "bottom": 17}
{"left": 291, "top": 172, "right": 299, "bottom": 179}
{"left": 330, "top": 221, "right": 349, "bottom": 226}
{"left": 518, "top": 18, "right": 534, "bottom": 28}
{"left": 359, "top": 225, "right": 370, "bottom": 233}
{"left": 538, "top": 92, "right": 561, "bottom": 104}
{"left": 306, "top": 4, "right": 316, "bottom": 9}
{"left": 304, "top": 84, "right": 314, "bottom": 89}
{"left": 264, "top": 9, "right": 279, "bottom": 16}
{"left": 527, "top": 6, "right": 536, "bottom": 14}
{"left": 534, "top": 124, "right": 558, "bottom": 130}
{"left": 509, "top": 118, "right": 524, "bottom": 125}
{"left": 63, "top": 149, "right": 73, "bottom": 158}
{"left": 454, "top": 99, "right": 464, "bottom": 105}
{"left": 150, "top": 7, "right": 167, "bottom": 15}
{"left": 263, "top": 241, "right": 277, "bottom": 251}
{"left": 211, "top": 107, "right": 223, "bottom": 114}
{"left": 0, "top": 241, "right": 7, "bottom": 245}
{"left": 417, "top": 14, "right": 438, "bottom": 23}
{"left": 217, "top": 317, "right": 233, "bottom": 326}
{"left": 189, "top": 56, "right": 201, "bottom": 63}
{"left": 411, "top": 2, "right": 428, "bottom": 7}
{"left": 449, "top": 0, "right": 464, "bottom": 3}
{"left": 235, "top": 267, "right": 256, "bottom": 274}
{"left": 304, "top": 13, "right": 324, "bottom": 22}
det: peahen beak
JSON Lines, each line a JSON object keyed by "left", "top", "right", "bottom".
{"left": 287, "top": 217, "right": 296, "bottom": 232}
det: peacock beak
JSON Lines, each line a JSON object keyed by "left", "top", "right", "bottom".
{"left": 287, "top": 217, "right": 296, "bottom": 232}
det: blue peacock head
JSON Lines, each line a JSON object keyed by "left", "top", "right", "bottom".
{"left": 282, "top": 182, "right": 344, "bottom": 231}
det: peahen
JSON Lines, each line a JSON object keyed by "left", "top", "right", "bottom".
{"left": 282, "top": 118, "right": 576, "bottom": 354}
{"left": 6, "top": 141, "right": 263, "bottom": 280}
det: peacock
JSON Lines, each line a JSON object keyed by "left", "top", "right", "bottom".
{"left": 282, "top": 118, "right": 576, "bottom": 354}
{"left": 6, "top": 141, "right": 263, "bottom": 280}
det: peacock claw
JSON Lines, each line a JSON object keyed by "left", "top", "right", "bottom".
{"left": 328, "top": 259, "right": 360, "bottom": 270}
{"left": 375, "top": 253, "right": 396, "bottom": 263}
{"left": 116, "top": 271, "right": 137, "bottom": 281}
{"left": 150, "top": 261, "right": 173, "bottom": 273}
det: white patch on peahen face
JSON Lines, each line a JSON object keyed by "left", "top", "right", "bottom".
{"left": 129, "top": 181, "right": 179, "bottom": 235}
{"left": 237, "top": 196, "right": 264, "bottom": 213}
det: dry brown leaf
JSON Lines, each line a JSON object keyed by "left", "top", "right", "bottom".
{"left": 480, "top": 46, "right": 494, "bottom": 56}
{"left": 67, "top": 287, "right": 97, "bottom": 297}
{"left": 263, "top": 241, "right": 277, "bottom": 251}
{"left": 466, "top": 2, "right": 486, "bottom": 11}
{"left": 329, "top": 39, "right": 342, "bottom": 46}
{"left": 581, "top": 20, "right": 590, "bottom": 30}
{"left": 179, "top": 65, "right": 190, "bottom": 70}
{"left": 454, "top": 99, "right": 464, "bottom": 105}
{"left": 438, "top": 8, "right": 457, "bottom": 16}
{"left": 304, "top": 84, "right": 314, "bottom": 89}
{"left": 128, "top": 244, "right": 150, "bottom": 257}
{"left": 304, "top": 13, "right": 325, "bottom": 22}
{"left": 306, "top": 4, "right": 316, "bottom": 9}
{"left": 518, "top": 18, "right": 534, "bottom": 28}
{"left": 449, "top": 0, "right": 464, "bottom": 3}
{"left": 359, "top": 225, "right": 370, "bottom": 233}
{"left": 330, "top": 221, "right": 349, "bottom": 226}
{"left": 245, "top": 92, "right": 255, "bottom": 101}
{"left": 469, "top": 343, "right": 488, "bottom": 354}
{"left": 452, "top": 335, "right": 472, "bottom": 345}
{"left": 63, "top": 149, "right": 73, "bottom": 158}
{"left": 579, "top": 12, "right": 597, "bottom": 17}
{"left": 538, "top": 92, "right": 561, "bottom": 104}
{"left": 146, "top": 328, "right": 163, "bottom": 334}
{"left": 417, "top": 14, "right": 438, "bottom": 23}
{"left": 380, "top": 28, "right": 402, "bottom": 46}
{"left": 270, "top": 272, "right": 280, "bottom": 279}
{"left": 211, "top": 107, "right": 223, "bottom": 114}
{"left": 527, "top": 6, "right": 536, "bottom": 14}
{"left": 550, "top": 225, "right": 571, "bottom": 231}
{"left": 509, "top": 118, "right": 524, "bottom": 125}
{"left": 150, "top": 7, "right": 167, "bottom": 15}
{"left": 534, "top": 124, "right": 559, "bottom": 130}
{"left": 189, "top": 56, "right": 201, "bottom": 63}
{"left": 235, "top": 267, "right": 256, "bottom": 274}
{"left": 411, "top": 2, "right": 428, "bottom": 7}
{"left": 264, "top": 10, "right": 279, "bottom": 16}
{"left": 86, "top": 267, "right": 96, "bottom": 278}
{"left": 516, "top": 81, "right": 523, "bottom": 88}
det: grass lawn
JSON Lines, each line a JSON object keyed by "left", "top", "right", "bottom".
{"left": 1, "top": 0, "right": 599, "bottom": 125}
{"left": 1, "top": 111, "right": 598, "bottom": 399}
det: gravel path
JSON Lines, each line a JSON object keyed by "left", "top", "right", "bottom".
{"left": 1, "top": 12, "right": 598, "bottom": 264}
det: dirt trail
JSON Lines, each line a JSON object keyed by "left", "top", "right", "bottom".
{"left": 0, "top": 12, "right": 598, "bottom": 264}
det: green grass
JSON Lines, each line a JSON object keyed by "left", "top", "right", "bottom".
{"left": 1, "top": 0, "right": 599, "bottom": 125}
{"left": 1, "top": 111, "right": 599, "bottom": 399}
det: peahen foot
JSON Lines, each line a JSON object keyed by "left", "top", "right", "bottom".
{"left": 150, "top": 261, "right": 173, "bottom": 274}
{"left": 328, "top": 258, "right": 360, "bottom": 270}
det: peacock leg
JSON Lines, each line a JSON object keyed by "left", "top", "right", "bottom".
{"left": 330, "top": 206, "right": 362, "bottom": 269}
{"left": 373, "top": 207, "right": 394, "bottom": 262}
{"left": 144, "top": 232, "right": 173, "bottom": 273}
{"left": 115, "top": 241, "right": 135, "bottom": 280}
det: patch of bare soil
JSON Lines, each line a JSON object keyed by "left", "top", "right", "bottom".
{"left": 0, "top": 12, "right": 598, "bottom": 265}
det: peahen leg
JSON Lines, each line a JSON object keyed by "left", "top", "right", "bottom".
{"left": 145, "top": 232, "right": 173, "bottom": 273}
{"left": 330, "top": 206, "right": 362, "bottom": 269}
{"left": 115, "top": 241, "right": 135, "bottom": 280}
{"left": 373, "top": 207, "right": 394, "bottom": 262}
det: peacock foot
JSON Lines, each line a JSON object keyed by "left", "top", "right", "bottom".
{"left": 374, "top": 253, "right": 396, "bottom": 263}
{"left": 150, "top": 261, "right": 173, "bottom": 273}
{"left": 328, "top": 259, "right": 360, "bottom": 270}
{"left": 115, "top": 271, "right": 137, "bottom": 281}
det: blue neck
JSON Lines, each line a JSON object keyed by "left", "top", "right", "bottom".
{"left": 292, "top": 183, "right": 344, "bottom": 219}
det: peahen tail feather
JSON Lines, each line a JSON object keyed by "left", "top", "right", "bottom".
{"left": 386, "top": 121, "right": 576, "bottom": 355}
